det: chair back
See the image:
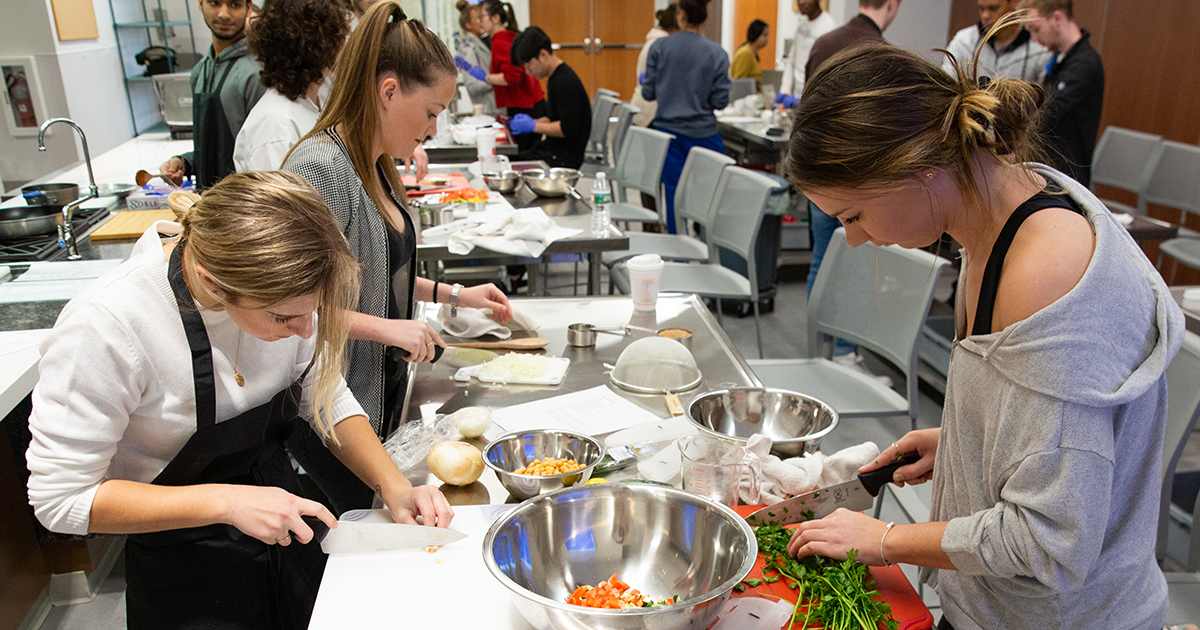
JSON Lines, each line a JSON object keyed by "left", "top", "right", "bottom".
{"left": 729, "top": 78, "right": 756, "bottom": 102}
{"left": 587, "top": 95, "right": 620, "bottom": 159}
{"left": 706, "top": 166, "right": 779, "bottom": 299}
{"left": 1091, "top": 126, "right": 1162, "bottom": 202}
{"left": 673, "top": 147, "right": 735, "bottom": 233}
{"left": 808, "top": 229, "right": 951, "bottom": 409}
{"left": 612, "top": 126, "right": 674, "bottom": 210}
{"left": 594, "top": 88, "right": 620, "bottom": 105}
{"left": 1159, "top": 331, "right": 1200, "bottom": 562}
{"left": 152, "top": 72, "right": 194, "bottom": 129}
{"left": 761, "top": 70, "right": 783, "bottom": 94}
{"left": 610, "top": 103, "right": 640, "bottom": 166}
{"left": 1142, "top": 140, "right": 1200, "bottom": 220}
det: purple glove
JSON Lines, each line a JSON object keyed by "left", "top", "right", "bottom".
{"left": 775, "top": 92, "right": 799, "bottom": 108}
{"left": 638, "top": 71, "right": 646, "bottom": 86}
{"left": 509, "top": 113, "right": 537, "bottom": 135}
{"left": 454, "top": 55, "right": 487, "bottom": 81}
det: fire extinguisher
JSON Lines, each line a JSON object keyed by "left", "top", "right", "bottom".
{"left": 5, "top": 70, "right": 38, "bottom": 128}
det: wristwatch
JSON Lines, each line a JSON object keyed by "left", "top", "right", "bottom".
{"left": 450, "top": 283, "right": 463, "bottom": 318}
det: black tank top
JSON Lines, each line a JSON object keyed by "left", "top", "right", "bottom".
{"left": 971, "top": 188, "right": 1085, "bottom": 336}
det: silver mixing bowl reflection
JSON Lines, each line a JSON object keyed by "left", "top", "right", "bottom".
{"left": 688, "top": 387, "right": 839, "bottom": 458}
{"left": 522, "top": 167, "right": 581, "bottom": 197}
{"left": 483, "top": 429, "right": 604, "bottom": 500}
{"left": 483, "top": 170, "right": 521, "bottom": 193}
{"left": 483, "top": 483, "right": 757, "bottom": 630}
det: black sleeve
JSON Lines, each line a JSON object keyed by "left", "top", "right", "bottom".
{"left": 1042, "top": 51, "right": 1104, "bottom": 131}
{"left": 548, "top": 66, "right": 592, "bottom": 144}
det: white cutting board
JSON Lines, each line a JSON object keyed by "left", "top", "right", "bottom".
{"left": 309, "top": 505, "right": 536, "bottom": 629}
{"left": 454, "top": 357, "right": 570, "bottom": 385}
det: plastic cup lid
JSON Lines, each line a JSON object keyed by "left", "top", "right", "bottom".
{"left": 626, "top": 253, "right": 664, "bottom": 270}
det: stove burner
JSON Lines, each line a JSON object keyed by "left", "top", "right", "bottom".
{"left": 0, "top": 207, "right": 110, "bottom": 264}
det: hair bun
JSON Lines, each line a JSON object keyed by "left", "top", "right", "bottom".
{"left": 456, "top": 0, "right": 469, "bottom": 10}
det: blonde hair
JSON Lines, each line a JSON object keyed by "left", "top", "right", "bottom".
{"left": 167, "top": 171, "right": 361, "bottom": 444}
{"left": 786, "top": 12, "right": 1046, "bottom": 211}
{"left": 286, "top": 0, "right": 455, "bottom": 227}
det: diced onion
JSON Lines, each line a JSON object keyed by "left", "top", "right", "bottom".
{"left": 477, "top": 354, "right": 552, "bottom": 381}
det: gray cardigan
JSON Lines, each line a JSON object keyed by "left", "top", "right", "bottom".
{"left": 454, "top": 30, "right": 497, "bottom": 116}
{"left": 284, "top": 130, "right": 415, "bottom": 434}
{"left": 925, "top": 164, "right": 1184, "bottom": 629}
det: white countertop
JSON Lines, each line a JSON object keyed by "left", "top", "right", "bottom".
{"left": 0, "top": 329, "right": 50, "bottom": 419}
{"left": 27, "top": 132, "right": 193, "bottom": 189}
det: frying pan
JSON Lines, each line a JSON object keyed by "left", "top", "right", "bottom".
{"left": 0, "top": 205, "right": 62, "bottom": 239}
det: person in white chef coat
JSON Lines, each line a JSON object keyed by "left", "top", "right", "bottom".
{"left": 25, "top": 171, "right": 454, "bottom": 630}
{"left": 233, "top": 0, "right": 349, "bottom": 171}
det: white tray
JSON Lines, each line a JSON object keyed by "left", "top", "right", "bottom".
{"left": 453, "top": 357, "right": 570, "bottom": 385}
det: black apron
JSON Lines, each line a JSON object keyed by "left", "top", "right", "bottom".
{"left": 124, "top": 244, "right": 326, "bottom": 630}
{"left": 192, "top": 58, "right": 237, "bottom": 190}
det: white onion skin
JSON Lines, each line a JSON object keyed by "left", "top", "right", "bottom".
{"left": 449, "top": 406, "right": 491, "bottom": 438}
{"left": 427, "top": 441, "right": 485, "bottom": 486}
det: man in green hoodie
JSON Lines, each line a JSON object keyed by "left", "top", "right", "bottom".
{"left": 160, "top": 0, "right": 266, "bottom": 189}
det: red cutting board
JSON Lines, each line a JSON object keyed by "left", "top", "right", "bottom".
{"left": 401, "top": 173, "right": 470, "bottom": 197}
{"left": 731, "top": 506, "right": 934, "bottom": 630}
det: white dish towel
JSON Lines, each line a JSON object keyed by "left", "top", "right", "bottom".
{"left": 446, "top": 207, "right": 582, "bottom": 258}
{"left": 743, "top": 435, "right": 881, "bottom": 505}
{"left": 436, "top": 304, "right": 540, "bottom": 339}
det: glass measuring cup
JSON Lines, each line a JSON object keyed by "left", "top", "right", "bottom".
{"left": 678, "top": 435, "right": 761, "bottom": 507}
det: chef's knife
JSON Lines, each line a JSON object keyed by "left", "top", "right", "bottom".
{"left": 744, "top": 452, "right": 922, "bottom": 527}
{"left": 318, "top": 520, "right": 467, "bottom": 554}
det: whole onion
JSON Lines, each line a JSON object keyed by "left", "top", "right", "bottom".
{"left": 427, "top": 441, "right": 485, "bottom": 486}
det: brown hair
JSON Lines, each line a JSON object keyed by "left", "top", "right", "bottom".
{"left": 456, "top": 0, "right": 477, "bottom": 31}
{"left": 249, "top": 0, "right": 348, "bottom": 101}
{"left": 656, "top": 4, "right": 678, "bottom": 32}
{"left": 167, "top": 171, "right": 361, "bottom": 443}
{"left": 1018, "top": 0, "right": 1072, "bottom": 18}
{"left": 480, "top": 0, "right": 518, "bottom": 31}
{"left": 286, "top": 0, "right": 455, "bottom": 226}
{"left": 859, "top": 0, "right": 889, "bottom": 9}
{"left": 786, "top": 12, "right": 1046, "bottom": 211}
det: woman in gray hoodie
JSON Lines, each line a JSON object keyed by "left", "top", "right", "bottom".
{"left": 780, "top": 17, "right": 1184, "bottom": 630}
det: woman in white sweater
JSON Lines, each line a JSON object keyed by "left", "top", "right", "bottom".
{"left": 26, "top": 171, "right": 453, "bottom": 630}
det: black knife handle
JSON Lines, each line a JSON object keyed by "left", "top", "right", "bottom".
{"left": 857, "top": 451, "right": 923, "bottom": 497}
{"left": 297, "top": 515, "right": 331, "bottom": 545}
{"left": 387, "top": 344, "right": 444, "bottom": 364}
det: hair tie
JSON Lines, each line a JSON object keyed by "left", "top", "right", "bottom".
{"left": 977, "top": 75, "right": 992, "bottom": 89}
{"left": 388, "top": 8, "right": 406, "bottom": 23}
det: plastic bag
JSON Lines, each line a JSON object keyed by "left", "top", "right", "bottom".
{"left": 383, "top": 414, "right": 462, "bottom": 472}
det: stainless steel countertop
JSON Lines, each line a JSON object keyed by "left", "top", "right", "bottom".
{"left": 396, "top": 294, "right": 762, "bottom": 504}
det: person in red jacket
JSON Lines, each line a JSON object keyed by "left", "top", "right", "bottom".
{"left": 455, "top": 0, "right": 547, "bottom": 152}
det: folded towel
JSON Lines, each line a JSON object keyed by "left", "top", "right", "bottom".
{"left": 437, "top": 304, "right": 541, "bottom": 340}
{"left": 743, "top": 435, "right": 881, "bottom": 505}
{"left": 446, "top": 207, "right": 582, "bottom": 258}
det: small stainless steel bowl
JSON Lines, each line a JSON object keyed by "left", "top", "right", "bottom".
{"left": 97, "top": 183, "right": 138, "bottom": 199}
{"left": 484, "top": 483, "right": 757, "bottom": 630}
{"left": 522, "top": 168, "right": 582, "bottom": 198}
{"left": 687, "top": 387, "right": 839, "bottom": 458}
{"left": 483, "top": 429, "right": 604, "bottom": 500}
{"left": 567, "top": 323, "right": 598, "bottom": 347}
{"left": 483, "top": 170, "right": 521, "bottom": 193}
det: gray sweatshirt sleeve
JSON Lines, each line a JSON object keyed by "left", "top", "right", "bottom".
{"left": 941, "top": 402, "right": 1116, "bottom": 593}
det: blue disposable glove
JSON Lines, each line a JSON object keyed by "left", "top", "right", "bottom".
{"left": 454, "top": 55, "right": 487, "bottom": 81}
{"left": 509, "top": 113, "right": 537, "bottom": 135}
{"left": 638, "top": 71, "right": 646, "bottom": 86}
{"left": 775, "top": 93, "right": 799, "bottom": 108}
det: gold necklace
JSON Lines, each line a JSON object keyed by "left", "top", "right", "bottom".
{"left": 232, "top": 330, "right": 245, "bottom": 387}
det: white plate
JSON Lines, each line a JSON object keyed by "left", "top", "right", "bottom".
{"left": 454, "top": 357, "right": 570, "bottom": 385}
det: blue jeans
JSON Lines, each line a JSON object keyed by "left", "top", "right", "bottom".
{"left": 656, "top": 130, "right": 724, "bottom": 235}
{"left": 806, "top": 200, "right": 856, "bottom": 356}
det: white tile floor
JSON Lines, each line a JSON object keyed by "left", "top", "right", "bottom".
{"left": 32, "top": 259, "right": 944, "bottom": 629}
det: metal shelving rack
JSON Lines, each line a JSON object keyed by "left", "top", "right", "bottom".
{"left": 106, "top": 0, "right": 198, "bottom": 133}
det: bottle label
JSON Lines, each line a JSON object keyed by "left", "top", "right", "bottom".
{"left": 593, "top": 191, "right": 613, "bottom": 205}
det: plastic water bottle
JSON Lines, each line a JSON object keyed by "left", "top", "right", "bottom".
{"left": 591, "top": 172, "right": 613, "bottom": 237}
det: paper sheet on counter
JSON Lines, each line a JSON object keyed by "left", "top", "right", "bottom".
{"left": 489, "top": 385, "right": 663, "bottom": 435}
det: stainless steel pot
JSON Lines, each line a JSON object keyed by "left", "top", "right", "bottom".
{"left": 22, "top": 183, "right": 79, "bottom": 206}
{"left": 0, "top": 205, "right": 62, "bottom": 239}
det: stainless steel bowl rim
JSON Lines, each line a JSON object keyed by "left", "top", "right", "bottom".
{"left": 482, "top": 429, "right": 605, "bottom": 479}
{"left": 686, "top": 387, "right": 840, "bottom": 444}
{"left": 481, "top": 483, "right": 758, "bottom": 615}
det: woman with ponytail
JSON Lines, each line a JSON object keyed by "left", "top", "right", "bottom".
{"left": 26, "top": 171, "right": 453, "bottom": 629}
{"left": 284, "top": 1, "right": 510, "bottom": 513}
{"left": 781, "top": 15, "right": 1182, "bottom": 630}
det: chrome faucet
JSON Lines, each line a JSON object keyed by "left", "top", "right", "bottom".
{"left": 38, "top": 118, "right": 98, "bottom": 261}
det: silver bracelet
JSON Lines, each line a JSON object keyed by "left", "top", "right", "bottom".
{"left": 880, "top": 521, "right": 896, "bottom": 566}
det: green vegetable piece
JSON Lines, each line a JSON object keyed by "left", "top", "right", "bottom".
{"left": 743, "top": 578, "right": 765, "bottom": 587}
{"left": 733, "top": 583, "right": 747, "bottom": 592}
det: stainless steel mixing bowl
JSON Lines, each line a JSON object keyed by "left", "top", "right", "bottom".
{"left": 483, "top": 483, "right": 757, "bottom": 630}
{"left": 483, "top": 429, "right": 604, "bottom": 500}
{"left": 688, "top": 387, "right": 839, "bottom": 458}
{"left": 484, "top": 170, "right": 522, "bottom": 193}
{"left": 522, "top": 168, "right": 581, "bottom": 197}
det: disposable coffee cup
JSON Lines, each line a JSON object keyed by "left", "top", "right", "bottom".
{"left": 626, "top": 253, "right": 665, "bottom": 311}
{"left": 475, "top": 127, "right": 496, "bottom": 159}
{"left": 473, "top": 103, "right": 484, "bottom": 117}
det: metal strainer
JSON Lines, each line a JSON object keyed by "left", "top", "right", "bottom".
{"left": 610, "top": 336, "right": 702, "bottom": 394}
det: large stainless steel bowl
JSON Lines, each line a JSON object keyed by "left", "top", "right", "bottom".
{"left": 483, "top": 170, "right": 521, "bottom": 193}
{"left": 483, "top": 429, "right": 604, "bottom": 500}
{"left": 522, "top": 168, "right": 581, "bottom": 197}
{"left": 688, "top": 387, "right": 839, "bottom": 458}
{"left": 484, "top": 483, "right": 757, "bottom": 630}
